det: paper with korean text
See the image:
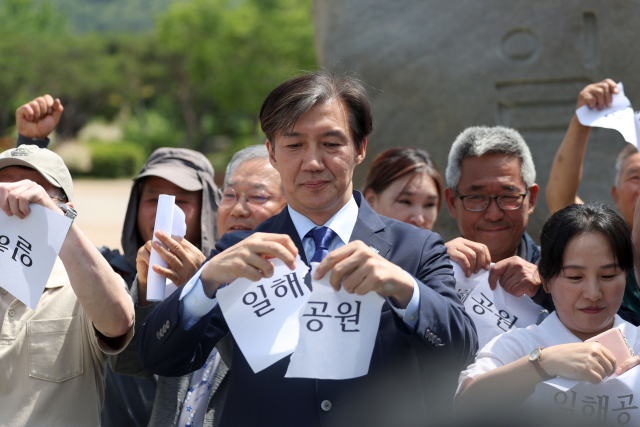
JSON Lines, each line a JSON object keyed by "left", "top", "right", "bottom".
{"left": 0, "top": 203, "right": 72, "bottom": 310}
{"left": 452, "top": 261, "right": 542, "bottom": 349}
{"left": 285, "top": 263, "right": 385, "bottom": 379}
{"left": 217, "top": 255, "right": 310, "bottom": 373}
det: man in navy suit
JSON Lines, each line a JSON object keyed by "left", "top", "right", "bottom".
{"left": 138, "top": 70, "right": 478, "bottom": 426}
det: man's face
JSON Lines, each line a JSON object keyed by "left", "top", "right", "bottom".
{"left": 267, "top": 99, "right": 366, "bottom": 223}
{"left": 0, "top": 166, "right": 61, "bottom": 201}
{"left": 612, "top": 152, "right": 640, "bottom": 229}
{"left": 217, "top": 157, "right": 286, "bottom": 236}
{"left": 445, "top": 154, "right": 538, "bottom": 262}
{"left": 137, "top": 176, "right": 202, "bottom": 244}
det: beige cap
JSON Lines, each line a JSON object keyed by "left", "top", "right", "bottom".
{"left": 0, "top": 145, "right": 73, "bottom": 202}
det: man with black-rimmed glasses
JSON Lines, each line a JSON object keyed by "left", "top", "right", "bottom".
{"left": 443, "top": 126, "right": 543, "bottom": 300}
{"left": 442, "top": 126, "right": 640, "bottom": 325}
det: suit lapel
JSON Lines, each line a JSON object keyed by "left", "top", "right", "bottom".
{"left": 261, "top": 206, "right": 308, "bottom": 265}
{"left": 267, "top": 193, "right": 393, "bottom": 262}
{"left": 349, "top": 192, "right": 392, "bottom": 259}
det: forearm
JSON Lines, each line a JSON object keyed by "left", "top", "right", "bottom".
{"left": 546, "top": 115, "right": 591, "bottom": 214}
{"left": 456, "top": 356, "right": 542, "bottom": 415}
{"left": 59, "top": 223, "right": 134, "bottom": 337}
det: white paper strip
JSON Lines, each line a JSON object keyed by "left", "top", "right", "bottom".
{"left": 217, "top": 255, "right": 310, "bottom": 373}
{"left": 285, "top": 263, "right": 385, "bottom": 379}
{"left": 146, "top": 195, "right": 187, "bottom": 301}
{"left": 0, "top": 203, "right": 72, "bottom": 309}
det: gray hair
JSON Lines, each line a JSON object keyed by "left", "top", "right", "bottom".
{"left": 445, "top": 126, "right": 536, "bottom": 190}
{"left": 224, "top": 145, "right": 270, "bottom": 187}
{"left": 614, "top": 144, "right": 638, "bottom": 186}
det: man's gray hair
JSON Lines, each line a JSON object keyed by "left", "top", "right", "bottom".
{"left": 614, "top": 144, "right": 638, "bottom": 186}
{"left": 445, "top": 126, "right": 536, "bottom": 190}
{"left": 224, "top": 145, "right": 270, "bottom": 187}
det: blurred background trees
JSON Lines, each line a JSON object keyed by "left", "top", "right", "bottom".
{"left": 0, "top": 0, "right": 317, "bottom": 182}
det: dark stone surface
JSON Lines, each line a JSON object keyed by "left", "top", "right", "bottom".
{"left": 314, "top": 0, "right": 639, "bottom": 242}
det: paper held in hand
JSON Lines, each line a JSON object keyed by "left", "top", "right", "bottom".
{"left": 216, "top": 255, "right": 311, "bottom": 373}
{"left": 285, "top": 262, "right": 385, "bottom": 380}
{"left": 146, "top": 194, "right": 187, "bottom": 302}
{"left": 576, "top": 82, "right": 640, "bottom": 147}
{"left": 0, "top": 203, "right": 72, "bottom": 309}
{"left": 452, "top": 261, "right": 542, "bottom": 349}
{"left": 533, "top": 353, "right": 640, "bottom": 423}
{"left": 217, "top": 257, "right": 385, "bottom": 379}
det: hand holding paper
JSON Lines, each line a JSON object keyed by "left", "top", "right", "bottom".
{"left": 146, "top": 194, "right": 187, "bottom": 301}
{"left": 286, "top": 263, "right": 384, "bottom": 379}
{"left": 576, "top": 81, "right": 639, "bottom": 147}
{"left": 452, "top": 261, "right": 541, "bottom": 349}
{"left": 0, "top": 203, "right": 72, "bottom": 309}
{"left": 198, "top": 232, "right": 299, "bottom": 298}
{"left": 314, "top": 240, "right": 414, "bottom": 309}
{"left": 217, "top": 255, "right": 310, "bottom": 373}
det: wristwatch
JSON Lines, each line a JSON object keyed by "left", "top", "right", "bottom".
{"left": 529, "top": 347, "right": 556, "bottom": 380}
{"left": 57, "top": 203, "right": 78, "bottom": 222}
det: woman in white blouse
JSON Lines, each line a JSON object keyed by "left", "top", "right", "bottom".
{"left": 456, "top": 203, "right": 640, "bottom": 419}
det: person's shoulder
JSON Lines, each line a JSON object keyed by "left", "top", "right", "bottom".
{"left": 215, "top": 211, "right": 286, "bottom": 251}
{"left": 98, "top": 245, "right": 120, "bottom": 260}
{"left": 376, "top": 214, "right": 444, "bottom": 246}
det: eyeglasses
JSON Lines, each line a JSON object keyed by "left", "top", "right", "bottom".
{"left": 216, "top": 187, "right": 282, "bottom": 209}
{"left": 456, "top": 192, "right": 528, "bottom": 212}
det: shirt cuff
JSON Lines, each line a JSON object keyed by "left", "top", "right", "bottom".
{"left": 179, "top": 271, "right": 218, "bottom": 329}
{"left": 388, "top": 273, "right": 420, "bottom": 329}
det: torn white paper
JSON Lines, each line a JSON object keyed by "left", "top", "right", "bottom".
{"left": 452, "top": 261, "right": 542, "bottom": 349}
{"left": 285, "top": 263, "right": 385, "bottom": 380}
{"left": 576, "top": 82, "right": 638, "bottom": 147}
{"left": 146, "top": 194, "right": 187, "bottom": 302}
{"left": 217, "top": 255, "right": 310, "bottom": 373}
{"left": 0, "top": 203, "right": 72, "bottom": 309}
{"left": 531, "top": 365, "right": 640, "bottom": 423}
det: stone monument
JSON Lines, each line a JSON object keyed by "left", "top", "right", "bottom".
{"left": 314, "top": 0, "right": 640, "bottom": 241}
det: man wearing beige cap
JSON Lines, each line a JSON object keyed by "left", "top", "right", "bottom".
{"left": 0, "top": 143, "right": 135, "bottom": 426}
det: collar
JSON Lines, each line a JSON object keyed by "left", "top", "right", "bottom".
{"left": 287, "top": 196, "right": 359, "bottom": 246}
{"left": 44, "top": 258, "right": 69, "bottom": 289}
{"left": 540, "top": 311, "right": 635, "bottom": 347}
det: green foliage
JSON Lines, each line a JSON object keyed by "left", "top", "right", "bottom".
{"left": 123, "top": 109, "right": 185, "bottom": 154}
{"left": 85, "top": 141, "right": 146, "bottom": 178}
{"left": 48, "top": 0, "right": 176, "bottom": 33}
{"left": 0, "top": 0, "right": 318, "bottom": 170}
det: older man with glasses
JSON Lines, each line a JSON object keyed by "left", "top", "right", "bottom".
{"left": 443, "top": 126, "right": 543, "bottom": 301}
{"left": 443, "top": 126, "right": 640, "bottom": 325}
{"left": 215, "top": 145, "right": 287, "bottom": 237}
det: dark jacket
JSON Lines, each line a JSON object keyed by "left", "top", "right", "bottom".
{"left": 104, "top": 148, "right": 221, "bottom": 427}
{"left": 137, "top": 191, "right": 478, "bottom": 427}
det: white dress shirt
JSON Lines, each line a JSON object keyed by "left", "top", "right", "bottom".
{"left": 179, "top": 196, "right": 420, "bottom": 329}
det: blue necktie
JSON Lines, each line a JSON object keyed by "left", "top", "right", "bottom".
{"left": 307, "top": 226, "right": 337, "bottom": 263}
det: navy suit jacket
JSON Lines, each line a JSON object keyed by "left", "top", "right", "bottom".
{"left": 138, "top": 191, "right": 478, "bottom": 427}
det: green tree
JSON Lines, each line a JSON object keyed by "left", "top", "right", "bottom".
{"left": 156, "top": 0, "right": 318, "bottom": 151}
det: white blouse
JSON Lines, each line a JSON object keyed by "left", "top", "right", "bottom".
{"left": 457, "top": 312, "right": 640, "bottom": 395}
